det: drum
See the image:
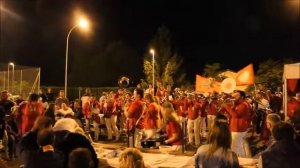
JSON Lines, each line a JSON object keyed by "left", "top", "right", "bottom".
{"left": 141, "top": 138, "right": 163, "bottom": 148}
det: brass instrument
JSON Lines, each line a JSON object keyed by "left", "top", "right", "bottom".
{"left": 221, "top": 78, "right": 236, "bottom": 94}
{"left": 217, "top": 97, "right": 235, "bottom": 113}
{"left": 118, "top": 76, "right": 130, "bottom": 88}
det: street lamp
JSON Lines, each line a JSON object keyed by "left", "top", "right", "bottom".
{"left": 65, "top": 17, "right": 89, "bottom": 98}
{"left": 9, "top": 62, "right": 14, "bottom": 94}
{"left": 7, "top": 64, "right": 9, "bottom": 92}
{"left": 150, "top": 49, "right": 155, "bottom": 89}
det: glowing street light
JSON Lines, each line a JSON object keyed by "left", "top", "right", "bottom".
{"left": 7, "top": 62, "right": 14, "bottom": 93}
{"left": 150, "top": 49, "right": 155, "bottom": 89}
{"left": 65, "top": 17, "right": 89, "bottom": 98}
{"left": 79, "top": 18, "right": 88, "bottom": 29}
{"left": 9, "top": 62, "right": 14, "bottom": 94}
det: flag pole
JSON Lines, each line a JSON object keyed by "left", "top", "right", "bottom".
{"left": 254, "top": 83, "right": 257, "bottom": 94}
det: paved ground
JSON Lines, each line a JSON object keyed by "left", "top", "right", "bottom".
{"left": 4, "top": 132, "right": 265, "bottom": 168}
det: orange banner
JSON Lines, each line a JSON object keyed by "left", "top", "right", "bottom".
{"left": 236, "top": 64, "right": 255, "bottom": 86}
{"left": 195, "top": 75, "right": 220, "bottom": 93}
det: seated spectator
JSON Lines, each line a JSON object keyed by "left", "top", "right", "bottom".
{"left": 265, "top": 113, "right": 281, "bottom": 147}
{"left": 44, "top": 103, "right": 56, "bottom": 123}
{"left": 161, "top": 102, "right": 182, "bottom": 151}
{"left": 53, "top": 118, "right": 98, "bottom": 168}
{"left": 195, "top": 117, "right": 239, "bottom": 168}
{"left": 266, "top": 113, "right": 281, "bottom": 132}
{"left": 119, "top": 148, "right": 146, "bottom": 168}
{"left": 214, "top": 113, "right": 229, "bottom": 123}
{"left": 73, "top": 99, "right": 83, "bottom": 120}
{"left": 53, "top": 118, "right": 82, "bottom": 133}
{"left": 55, "top": 103, "right": 74, "bottom": 119}
{"left": 68, "top": 148, "right": 94, "bottom": 168}
{"left": 19, "top": 116, "right": 53, "bottom": 161}
{"left": 258, "top": 122, "right": 300, "bottom": 168}
{"left": 24, "top": 129, "right": 64, "bottom": 168}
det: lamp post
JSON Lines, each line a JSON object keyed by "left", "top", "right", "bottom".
{"left": 150, "top": 49, "right": 155, "bottom": 89}
{"left": 65, "top": 17, "right": 88, "bottom": 98}
{"left": 7, "top": 64, "right": 9, "bottom": 92}
{"left": 9, "top": 62, "right": 14, "bottom": 94}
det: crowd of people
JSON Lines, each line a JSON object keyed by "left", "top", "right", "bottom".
{"left": 0, "top": 79, "right": 299, "bottom": 167}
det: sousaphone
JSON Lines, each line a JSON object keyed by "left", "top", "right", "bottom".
{"left": 221, "top": 78, "right": 236, "bottom": 94}
{"left": 118, "top": 76, "right": 130, "bottom": 88}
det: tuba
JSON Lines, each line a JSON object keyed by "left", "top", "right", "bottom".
{"left": 221, "top": 78, "right": 236, "bottom": 94}
{"left": 118, "top": 76, "right": 130, "bottom": 88}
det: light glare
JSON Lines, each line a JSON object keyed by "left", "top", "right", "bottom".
{"left": 150, "top": 49, "right": 155, "bottom": 55}
{"left": 78, "top": 18, "right": 88, "bottom": 29}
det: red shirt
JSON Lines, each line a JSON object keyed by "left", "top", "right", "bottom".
{"left": 127, "top": 99, "right": 144, "bottom": 129}
{"left": 171, "top": 99, "right": 187, "bottom": 117}
{"left": 198, "top": 100, "right": 207, "bottom": 117}
{"left": 104, "top": 100, "right": 114, "bottom": 118}
{"left": 113, "top": 98, "right": 123, "bottom": 115}
{"left": 156, "top": 88, "right": 165, "bottom": 98}
{"left": 224, "top": 100, "right": 251, "bottom": 132}
{"left": 83, "top": 101, "right": 91, "bottom": 119}
{"left": 185, "top": 100, "right": 198, "bottom": 120}
{"left": 206, "top": 100, "right": 218, "bottom": 116}
{"left": 287, "top": 98, "right": 300, "bottom": 119}
{"left": 21, "top": 102, "right": 44, "bottom": 135}
{"left": 166, "top": 120, "right": 182, "bottom": 145}
{"left": 143, "top": 103, "right": 159, "bottom": 129}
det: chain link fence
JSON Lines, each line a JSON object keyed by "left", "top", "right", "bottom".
{"left": 0, "top": 63, "right": 40, "bottom": 98}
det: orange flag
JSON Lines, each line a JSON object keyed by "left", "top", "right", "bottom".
{"left": 196, "top": 75, "right": 221, "bottom": 93}
{"left": 236, "top": 64, "right": 255, "bottom": 86}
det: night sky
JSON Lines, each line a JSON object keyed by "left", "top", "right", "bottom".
{"left": 0, "top": 0, "right": 299, "bottom": 87}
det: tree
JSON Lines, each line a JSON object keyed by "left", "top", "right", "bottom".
{"left": 143, "top": 26, "right": 186, "bottom": 87}
{"left": 256, "top": 58, "right": 296, "bottom": 91}
{"left": 203, "top": 63, "right": 224, "bottom": 82}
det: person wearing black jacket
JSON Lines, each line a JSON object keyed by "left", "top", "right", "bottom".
{"left": 24, "top": 129, "right": 64, "bottom": 168}
{"left": 54, "top": 131, "right": 99, "bottom": 168}
{"left": 259, "top": 122, "right": 300, "bottom": 168}
{"left": 19, "top": 116, "right": 53, "bottom": 162}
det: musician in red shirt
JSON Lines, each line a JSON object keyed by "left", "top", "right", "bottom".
{"left": 104, "top": 95, "right": 120, "bottom": 141}
{"left": 196, "top": 95, "right": 207, "bottom": 138}
{"left": 205, "top": 95, "right": 219, "bottom": 131}
{"left": 126, "top": 88, "right": 144, "bottom": 148}
{"left": 82, "top": 96, "right": 92, "bottom": 131}
{"left": 185, "top": 95, "right": 200, "bottom": 146}
{"left": 222, "top": 90, "right": 251, "bottom": 157}
{"left": 143, "top": 93, "right": 160, "bottom": 139}
{"left": 170, "top": 95, "right": 187, "bottom": 126}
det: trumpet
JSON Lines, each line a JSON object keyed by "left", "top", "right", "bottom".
{"left": 217, "top": 97, "right": 235, "bottom": 113}
{"left": 219, "top": 97, "right": 235, "bottom": 104}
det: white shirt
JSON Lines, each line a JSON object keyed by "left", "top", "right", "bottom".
{"left": 53, "top": 118, "right": 80, "bottom": 132}
{"left": 56, "top": 107, "right": 74, "bottom": 117}
{"left": 258, "top": 98, "right": 269, "bottom": 109}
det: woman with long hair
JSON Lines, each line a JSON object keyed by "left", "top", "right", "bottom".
{"left": 143, "top": 93, "right": 160, "bottom": 139}
{"left": 161, "top": 102, "right": 182, "bottom": 151}
{"left": 119, "top": 148, "right": 146, "bottom": 168}
{"left": 195, "top": 115, "right": 239, "bottom": 168}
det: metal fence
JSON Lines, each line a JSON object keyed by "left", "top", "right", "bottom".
{"left": 0, "top": 63, "right": 40, "bottom": 97}
{"left": 41, "top": 86, "right": 135, "bottom": 101}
